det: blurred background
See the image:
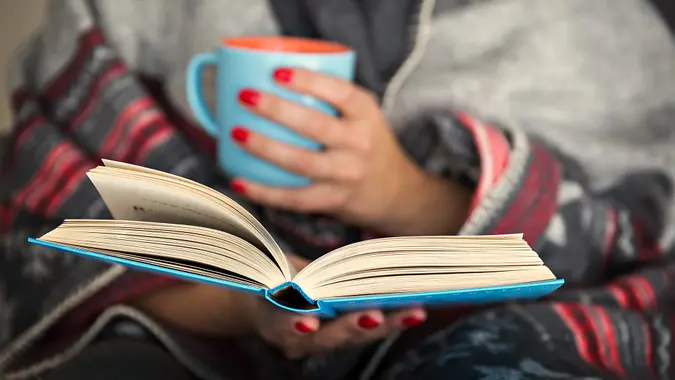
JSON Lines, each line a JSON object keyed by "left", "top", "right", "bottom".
{"left": 0, "top": 0, "right": 675, "bottom": 135}
{"left": 0, "top": 0, "right": 45, "bottom": 134}
{"left": 0, "top": 0, "right": 672, "bottom": 137}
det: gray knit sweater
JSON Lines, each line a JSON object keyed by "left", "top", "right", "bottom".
{"left": 13, "top": 0, "right": 675, "bottom": 233}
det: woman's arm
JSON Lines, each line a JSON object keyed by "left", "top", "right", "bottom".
{"left": 130, "top": 283, "right": 257, "bottom": 336}
{"left": 422, "top": 110, "right": 673, "bottom": 286}
{"left": 378, "top": 168, "right": 473, "bottom": 236}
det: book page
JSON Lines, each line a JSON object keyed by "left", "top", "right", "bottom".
{"left": 40, "top": 219, "right": 286, "bottom": 288}
{"left": 293, "top": 234, "right": 557, "bottom": 300}
{"left": 88, "top": 173, "right": 249, "bottom": 238}
{"left": 303, "top": 267, "right": 556, "bottom": 299}
{"left": 86, "top": 161, "right": 292, "bottom": 279}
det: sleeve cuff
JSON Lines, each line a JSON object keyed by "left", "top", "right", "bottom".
{"left": 452, "top": 112, "right": 511, "bottom": 213}
{"left": 420, "top": 111, "right": 561, "bottom": 245}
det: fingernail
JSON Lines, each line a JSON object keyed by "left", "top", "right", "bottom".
{"left": 358, "top": 315, "right": 381, "bottom": 330}
{"left": 230, "top": 180, "right": 246, "bottom": 195}
{"left": 273, "top": 68, "right": 294, "bottom": 83}
{"left": 238, "top": 89, "right": 260, "bottom": 106}
{"left": 295, "top": 321, "right": 314, "bottom": 334}
{"left": 402, "top": 316, "right": 424, "bottom": 328}
{"left": 230, "top": 126, "right": 249, "bottom": 144}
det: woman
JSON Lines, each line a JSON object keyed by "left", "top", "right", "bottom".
{"left": 1, "top": 0, "right": 674, "bottom": 379}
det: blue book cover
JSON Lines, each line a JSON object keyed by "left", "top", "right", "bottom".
{"left": 28, "top": 238, "right": 564, "bottom": 317}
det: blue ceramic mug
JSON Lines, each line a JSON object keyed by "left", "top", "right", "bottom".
{"left": 186, "top": 36, "right": 356, "bottom": 187}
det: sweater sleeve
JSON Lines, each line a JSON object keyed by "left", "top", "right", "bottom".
{"left": 412, "top": 111, "right": 674, "bottom": 289}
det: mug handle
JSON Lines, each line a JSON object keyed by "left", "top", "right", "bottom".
{"left": 186, "top": 52, "right": 219, "bottom": 137}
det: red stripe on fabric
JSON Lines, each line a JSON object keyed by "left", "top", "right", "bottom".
{"left": 491, "top": 143, "right": 560, "bottom": 245}
{"left": 603, "top": 207, "right": 618, "bottom": 261}
{"left": 117, "top": 111, "right": 165, "bottom": 162}
{"left": 131, "top": 124, "right": 173, "bottom": 164}
{"left": 577, "top": 306, "right": 615, "bottom": 372}
{"left": 120, "top": 121, "right": 163, "bottom": 163}
{"left": 606, "top": 283, "right": 630, "bottom": 308}
{"left": 455, "top": 112, "right": 510, "bottom": 213}
{"left": 45, "top": 160, "right": 95, "bottom": 216}
{"left": 552, "top": 304, "right": 594, "bottom": 364}
{"left": 25, "top": 147, "right": 80, "bottom": 210}
{"left": 15, "top": 115, "right": 47, "bottom": 147}
{"left": 31, "top": 150, "right": 83, "bottom": 215}
{"left": 14, "top": 142, "right": 72, "bottom": 207}
{"left": 45, "top": 29, "right": 105, "bottom": 99}
{"left": 69, "top": 62, "right": 126, "bottom": 128}
{"left": 0, "top": 203, "right": 14, "bottom": 233}
{"left": 622, "top": 276, "right": 646, "bottom": 310}
{"left": 572, "top": 304, "right": 607, "bottom": 371}
{"left": 613, "top": 280, "right": 641, "bottom": 309}
{"left": 594, "top": 306, "right": 625, "bottom": 376}
{"left": 100, "top": 96, "right": 154, "bottom": 158}
{"left": 623, "top": 275, "right": 656, "bottom": 310}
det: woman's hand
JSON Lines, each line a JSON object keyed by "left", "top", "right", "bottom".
{"left": 251, "top": 254, "right": 426, "bottom": 359}
{"left": 229, "top": 68, "right": 471, "bottom": 236}
{"left": 131, "top": 254, "right": 425, "bottom": 357}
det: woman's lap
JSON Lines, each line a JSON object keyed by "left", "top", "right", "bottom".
{"left": 43, "top": 340, "right": 194, "bottom": 380}
{"left": 378, "top": 304, "right": 620, "bottom": 380}
{"left": 44, "top": 303, "right": 655, "bottom": 380}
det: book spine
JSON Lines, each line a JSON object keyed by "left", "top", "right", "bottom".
{"left": 265, "top": 282, "right": 333, "bottom": 315}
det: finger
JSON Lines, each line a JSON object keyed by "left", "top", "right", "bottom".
{"left": 238, "top": 88, "right": 346, "bottom": 148}
{"left": 384, "top": 307, "right": 427, "bottom": 330}
{"left": 291, "top": 314, "right": 321, "bottom": 335}
{"left": 229, "top": 178, "right": 344, "bottom": 214}
{"left": 260, "top": 305, "right": 320, "bottom": 351}
{"left": 271, "top": 311, "right": 321, "bottom": 360}
{"left": 306, "top": 310, "right": 387, "bottom": 353}
{"left": 261, "top": 302, "right": 321, "bottom": 336}
{"left": 231, "top": 127, "right": 366, "bottom": 182}
{"left": 230, "top": 126, "right": 334, "bottom": 180}
{"left": 272, "top": 67, "right": 378, "bottom": 119}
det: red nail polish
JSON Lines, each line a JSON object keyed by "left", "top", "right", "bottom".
{"left": 273, "top": 68, "right": 294, "bottom": 83}
{"left": 402, "top": 316, "right": 424, "bottom": 328}
{"left": 230, "top": 180, "right": 246, "bottom": 195}
{"left": 230, "top": 126, "right": 250, "bottom": 144}
{"left": 358, "top": 315, "right": 380, "bottom": 330}
{"left": 238, "top": 89, "right": 260, "bottom": 106}
{"left": 295, "top": 321, "right": 313, "bottom": 334}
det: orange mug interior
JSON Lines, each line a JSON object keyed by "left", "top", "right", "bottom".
{"left": 222, "top": 36, "right": 350, "bottom": 54}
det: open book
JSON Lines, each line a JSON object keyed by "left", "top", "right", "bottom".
{"left": 30, "top": 160, "right": 564, "bottom": 315}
